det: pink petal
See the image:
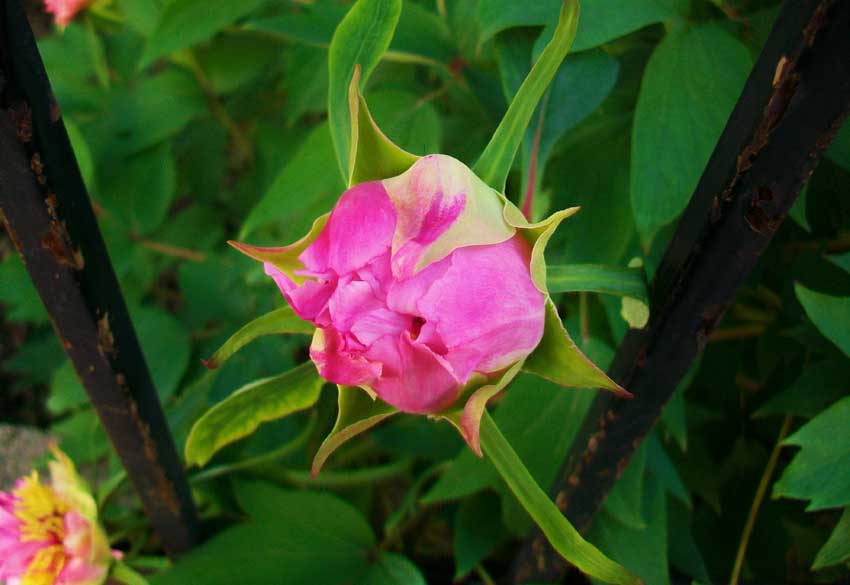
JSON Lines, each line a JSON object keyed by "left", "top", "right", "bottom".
{"left": 322, "top": 181, "right": 396, "bottom": 274}
{"left": 56, "top": 558, "right": 106, "bottom": 585}
{"left": 310, "top": 329, "right": 381, "bottom": 387}
{"left": 418, "top": 236, "right": 545, "bottom": 376}
{"left": 265, "top": 263, "right": 335, "bottom": 324}
{"left": 370, "top": 333, "right": 461, "bottom": 414}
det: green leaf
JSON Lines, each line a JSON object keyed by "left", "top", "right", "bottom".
{"left": 773, "top": 395, "right": 850, "bottom": 511}
{"left": 64, "top": 117, "right": 95, "bottom": 190}
{"left": 813, "top": 507, "right": 850, "bottom": 570}
{"left": 826, "top": 251, "right": 850, "bottom": 275}
{"left": 631, "top": 25, "right": 752, "bottom": 242}
{"left": 98, "top": 142, "right": 176, "bottom": 236}
{"left": 479, "top": 412, "right": 640, "bottom": 585}
{"left": 826, "top": 118, "right": 850, "bottom": 172}
{"left": 603, "top": 442, "right": 647, "bottom": 529}
{"left": 474, "top": 0, "right": 579, "bottom": 192}
{"left": 367, "top": 90, "right": 443, "bottom": 156}
{"left": 424, "top": 373, "right": 596, "bottom": 503}
{"left": 0, "top": 254, "right": 49, "bottom": 325}
{"left": 646, "top": 433, "right": 691, "bottom": 507}
{"left": 360, "top": 553, "right": 426, "bottom": 585}
{"left": 795, "top": 284, "right": 850, "bottom": 358}
{"left": 202, "top": 307, "right": 313, "bottom": 370}
{"left": 185, "top": 363, "right": 323, "bottom": 467}
{"left": 478, "top": 0, "right": 683, "bottom": 50}
{"left": 152, "top": 482, "right": 374, "bottom": 585}
{"left": 453, "top": 492, "right": 507, "bottom": 578}
{"left": 589, "top": 479, "right": 670, "bottom": 585}
{"left": 754, "top": 360, "right": 850, "bottom": 419}
{"left": 547, "top": 264, "right": 647, "bottom": 301}
{"left": 328, "top": 0, "right": 402, "bottom": 181}
{"left": 311, "top": 386, "right": 398, "bottom": 476}
{"left": 524, "top": 299, "right": 629, "bottom": 395}
{"left": 195, "top": 34, "right": 280, "bottom": 94}
{"left": 242, "top": 122, "right": 344, "bottom": 239}
{"left": 139, "top": 0, "right": 268, "bottom": 68}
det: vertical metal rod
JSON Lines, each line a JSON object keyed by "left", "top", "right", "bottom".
{"left": 0, "top": 0, "right": 198, "bottom": 555}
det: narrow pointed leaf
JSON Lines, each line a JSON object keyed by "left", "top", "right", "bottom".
{"left": 479, "top": 412, "right": 641, "bottom": 585}
{"left": 547, "top": 264, "right": 648, "bottom": 301}
{"left": 328, "top": 0, "right": 402, "bottom": 181}
{"left": 311, "top": 386, "right": 398, "bottom": 476}
{"left": 202, "top": 307, "right": 313, "bottom": 370}
{"left": 186, "top": 363, "right": 324, "bottom": 467}
{"left": 473, "top": 0, "right": 580, "bottom": 192}
{"left": 524, "top": 299, "right": 630, "bottom": 396}
{"left": 812, "top": 507, "right": 850, "bottom": 570}
{"left": 795, "top": 284, "right": 850, "bottom": 358}
{"left": 348, "top": 68, "right": 419, "bottom": 186}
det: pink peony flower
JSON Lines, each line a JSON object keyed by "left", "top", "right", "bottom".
{"left": 0, "top": 448, "right": 113, "bottom": 585}
{"left": 43, "top": 0, "right": 88, "bottom": 28}
{"left": 233, "top": 155, "right": 548, "bottom": 439}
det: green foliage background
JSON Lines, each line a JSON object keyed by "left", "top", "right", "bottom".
{"left": 1, "top": 0, "right": 849, "bottom": 583}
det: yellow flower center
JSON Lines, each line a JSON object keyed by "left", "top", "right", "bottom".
{"left": 13, "top": 472, "right": 69, "bottom": 585}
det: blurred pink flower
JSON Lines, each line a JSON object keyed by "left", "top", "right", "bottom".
{"left": 236, "top": 154, "right": 546, "bottom": 418}
{"left": 0, "top": 448, "right": 113, "bottom": 585}
{"left": 43, "top": 0, "right": 88, "bottom": 28}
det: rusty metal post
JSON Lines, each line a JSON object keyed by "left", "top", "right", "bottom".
{"left": 513, "top": 0, "right": 850, "bottom": 581}
{"left": 0, "top": 0, "right": 198, "bottom": 555}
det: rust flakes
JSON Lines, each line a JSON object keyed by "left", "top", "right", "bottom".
{"left": 96, "top": 312, "right": 115, "bottom": 357}
{"left": 555, "top": 490, "right": 568, "bottom": 511}
{"left": 40, "top": 221, "right": 84, "bottom": 269}
{"left": 60, "top": 336, "right": 73, "bottom": 350}
{"left": 696, "top": 304, "right": 725, "bottom": 349}
{"left": 115, "top": 373, "right": 127, "bottom": 387}
{"left": 803, "top": 1, "right": 831, "bottom": 47}
{"left": 30, "top": 153, "right": 46, "bottom": 185}
{"left": 772, "top": 56, "right": 790, "bottom": 87}
{"left": 567, "top": 474, "right": 580, "bottom": 488}
{"left": 127, "top": 400, "right": 182, "bottom": 515}
{"left": 9, "top": 101, "right": 32, "bottom": 143}
{"left": 745, "top": 185, "right": 782, "bottom": 235}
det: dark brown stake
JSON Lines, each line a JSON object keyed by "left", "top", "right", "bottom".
{"left": 0, "top": 0, "right": 198, "bottom": 555}
{"left": 513, "top": 0, "right": 850, "bottom": 582}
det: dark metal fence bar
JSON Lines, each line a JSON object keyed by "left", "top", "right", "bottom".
{"left": 513, "top": 0, "right": 850, "bottom": 581}
{"left": 0, "top": 0, "right": 198, "bottom": 555}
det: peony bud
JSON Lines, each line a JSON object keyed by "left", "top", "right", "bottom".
{"left": 43, "top": 0, "right": 89, "bottom": 28}
{"left": 0, "top": 447, "right": 114, "bottom": 585}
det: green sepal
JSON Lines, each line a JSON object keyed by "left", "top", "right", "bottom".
{"left": 473, "top": 0, "right": 580, "bottom": 192}
{"left": 311, "top": 385, "right": 399, "bottom": 477}
{"left": 228, "top": 213, "right": 329, "bottom": 284}
{"left": 201, "top": 306, "right": 314, "bottom": 370}
{"left": 185, "top": 362, "right": 324, "bottom": 467}
{"left": 347, "top": 66, "right": 419, "bottom": 186}
{"left": 526, "top": 299, "right": 629, "bottom": 396}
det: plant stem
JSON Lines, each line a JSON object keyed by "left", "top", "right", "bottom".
{"left": 478, "top": 412, "right": 640, "bottom": 585}
{"left": 111, "top": 560, "right": 150, "bottom": 585}
{"left": 729, "top": 414, "right": 793, "bottom": 585}
{"left": 256, "top": 458, "right": 412, "bottom": 489}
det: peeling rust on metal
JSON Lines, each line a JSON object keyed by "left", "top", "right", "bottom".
{"left": 96, "top": 313, "right": 115, "bottom": 356}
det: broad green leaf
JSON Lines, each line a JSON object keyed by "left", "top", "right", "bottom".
{"left": 631, "top": 25, "right": 751, "bottom": 242}
{"left": 152, "top": 482, "right": 374, "bottom": 585}
{"left": 196, "top": 34, "right": 280, "bottom": 94}
{"left": 0, "top": 254, "right": 49, "bottom": 325}
{"left": 280, "top": 46, "right": 330, "bottom": 125}
{"left": 424, "top": 373, "right": 596, "bottom": 503}
{"left": 474, "top": 0, "right": 579, "bottom": 192}
{"left": 754, "top": 360, "right": 850, "bottom": 419}
{"left": 826, "top": 251, "right": 850, "bottom": 275}
{"left": 479, "top": 412, "right": 640, "bottom": 585}
{"left": 185, "top": 363, "right": 323, "bottom": 467}
{"left": 98, "top": 142, "right": 176, "bottom": 236}
{"left": 361, "top": 553, "right": 426, "bottom": 585}
{"left": 453, "top": 492, "right": 507, "bottom": 578}
{"left": 646, "top": 433, "right": 691, "bottom": 507}
{"left": 246, "top": 1, "right": 451, "bottom": 67}
{"left": 478, "top": 0, "right": 682, "bottom": 50}
{"left": 773, "top": 396, "right": 850, "bottom": 510}
{"left": 795, "top": 284, "right": 850, "bottom": 358}
{"left": 139, "top": 0, "right": 268, "bottom": 68}
{"left": 347, "top": 73, "right": 419, "bottom": 186}
{"left": 547, "top": 264, "right": 647, "bottom": 301}
{"left": 813, "top": 507, "right": 850, "bottom": 570}
{"left": 202, "top": 306, "right": 313, "bottom": 370}
{"left": 589, "top": 479, "right": 670, "bottom": 585}
{"left": 328, "top": 0, "right": 402, "bottom": 181}
{"left": 117, "top": 0, "right": 163, "bottom": 36}
{"left": 603, "top": 443, "right": 647, "bottom": 529}
{"left": 524, "top": 299, "right": 629, "bottom": 395}
{"left": 64, "top": 118, "right": 95, "bottom": 190}
{"left": 367, "top": 90, "right": 443, "bottom": 156}
{"left": 311, "top": 386, "right": 398, "bottom": 476}
{"left": 242, "top": 123, "right": 343, "bottom": 239}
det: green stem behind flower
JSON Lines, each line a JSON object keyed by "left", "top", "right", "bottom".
{"left": 111, "top": 560, "right": 151, "bottom": 585}
{"left": 478, "top": 412, "right": 641, "bottom": 585}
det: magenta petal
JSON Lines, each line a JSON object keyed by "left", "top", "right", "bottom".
{"left": 325, "top": 181, "right": 397, "bottom": 274}
{"left": 419, "top": 236, "right": 545, "bottom": 375}
{"left": 370, "top": 333, "right": 460, "bottom": 414}
{"left": 265, "top": 263, "right": 335, "bottom": 323}
{"left": 310, "top": 329, "right": 381, "bottom": 387}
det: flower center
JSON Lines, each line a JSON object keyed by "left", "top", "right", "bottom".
{"left": 410, "top": 316, "right": 426, "bottom": 340}
{"left": 13, "top": 472, "right": 68, "bottom": 584}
